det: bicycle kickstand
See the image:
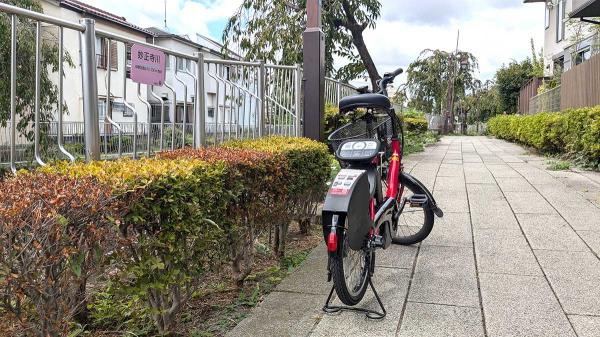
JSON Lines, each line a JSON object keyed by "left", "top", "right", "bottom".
{"left": 322, "top": 278, "right": 387, "bottom": 319}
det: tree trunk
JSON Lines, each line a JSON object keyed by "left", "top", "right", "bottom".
{"left": 340, "top": 0, "right": 381, "bottom": 90}
{"left": 350, "top": 28, "right": 381, "bottom": 91}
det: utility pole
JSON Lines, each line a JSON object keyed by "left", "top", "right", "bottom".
{"left": 164, "top": 0, "right": 167, "bottom": 29}
{"left": 443, "top": 30, "right": 460, "bottom": 135}
{"left": 303, "top": 0, "right": 325, "bottom": 141}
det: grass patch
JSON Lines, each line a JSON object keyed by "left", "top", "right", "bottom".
{"left": 547, "top": 159, "right": 572, "bottom": 171}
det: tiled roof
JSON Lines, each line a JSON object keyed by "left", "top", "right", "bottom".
{"left": 60, "top": 0, "right": 154, "bottom": 35}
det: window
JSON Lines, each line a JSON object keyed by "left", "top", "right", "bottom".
{"left": 575, "top": 46, "right": 592, "bottom": 65}
{"left": 545, "top": 6, "right": 550, "bottom": 29}
{"left": 207, "top": 107, "right": 215, "bottom": 118}
{"left": 151, "top": 104, "right": 170, "bottom": 123}
{"left": 554, "top": 56, "right": 565, "bottom": 73}
{"left": 98, "top": 99, "right": 106, "bottom": 120}
{"left": 176, "top": 58, "right": 190, "bottom": 72}
{"left": 113, "top": 102, "right": 135, "bottom": 117}
{"left": 126, "top": 43, "right": 132, "bottom": 78}
{"left": 556, "top": 0, "right": 565, "bottom": 42}
{"left": 95, "top": 37, "right": 118, "bottom": 70}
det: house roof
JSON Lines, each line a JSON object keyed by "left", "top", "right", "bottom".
{"left": 196, "top": 33, "right": 242, "bottom": 60}
{"left": 59, "top": 0, "right": 153, "bottom": 35}
{"left": 570, "top": 0, "right": 600, "bottom": 18}
{"left": 522, "top": 0, "right": 546, "bottom": 3}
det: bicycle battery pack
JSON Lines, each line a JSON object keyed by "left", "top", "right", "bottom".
{"left": 322, "top": 169, "right": 373, "bottom": 251}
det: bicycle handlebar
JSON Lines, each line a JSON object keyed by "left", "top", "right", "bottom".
{"left": 378, "top": 67, "right": 403, "bottom": 95}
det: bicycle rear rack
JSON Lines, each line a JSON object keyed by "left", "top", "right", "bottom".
{"left": 322, "top": 278, "right": 387, "bottom": 319}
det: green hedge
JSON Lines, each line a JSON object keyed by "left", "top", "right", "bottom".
{"left": 488, "top": 106, "right": 600, "bottom": 167}
{"left": 2, "top": 136, "right": 330, "bottom": 335}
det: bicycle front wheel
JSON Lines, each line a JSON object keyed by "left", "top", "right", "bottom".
{"left": 330, "top": 216, "right": 371, "bottom": 306}
{"left": 391, "top": 175, "right": 434, "bottom": 245}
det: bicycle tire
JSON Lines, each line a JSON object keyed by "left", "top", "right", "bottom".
{"left": 391, "top": 175, "right": 435, "bottom": 245}
{"left": 330, "top": 219, "right": 371, "bottom": 306}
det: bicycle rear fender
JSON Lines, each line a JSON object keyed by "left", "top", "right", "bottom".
{"left": 322, "top": 169, "right": 373, "bottom": 251}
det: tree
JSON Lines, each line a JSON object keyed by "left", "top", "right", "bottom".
{"left": 464, "top": 80, "right": 501, "bottom": 123}
{"left": 495, "top": 58, "right": 537, "bottom": 114}
{"left": 223, "top": 0, "right": 383, "bottom": 89}
{"left": 406, "top": 49, "right": 478, "bottom": 116}
{"left": 0, "top": 0, "right": 72, "bottom": 140}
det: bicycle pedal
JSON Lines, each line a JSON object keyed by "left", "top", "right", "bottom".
{"left": 407, "top": 194, "right": 428, "bottom": 207}
{"left": 371, "top": 235, "right": 385, "bottom": 248}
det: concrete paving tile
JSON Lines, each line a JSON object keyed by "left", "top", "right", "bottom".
{"left": 409, "top": 246, "right": 479, "bottom": 307}
{"left": 535, "top": 250, "right": 600, "bottom": 315}
{"left": 569, "top": 315, "right": 600, "bottom": 337}
{"left": 437, "top": 164, "right": 464, "bottom": 177}
{"left": 227, "top": 291, "right": 323, "bottom": 337}
{"left": 309, "top": 269, "right": 410, "bottom": 337}
{"left": 503, "top": 191, "right": 556, "bottom": 214}
{"left": 433, "top": 190, "right": 469, "bottom": 213}
{"left": 375, "top": 244, "right": 417, "bottom": 269}
{"left": 434, "top": 176, "right": 466, "bottom": 191}
{"left": 470, "top": 207, "right": 520, "bottom": 229}
{"left": 277, "top": 245, "right": 331, "bottom": 295}
{"left": 486, "top": 164, "right": 521, "bottom": 178}
{"left": 551, "top": 205, "right": 600, "bottom": 231}
{"left": 397, "top": 302, "right": 484, "bottom": 337}
{"left": 423, "top": 212, "right": 473, "bottom": 248}
{"left": 479, "top": 273, "right": 576, "bottom": 337}
{"left": 495, "top": 177, "right": 536, "bottom": 192}
{"left": 577, "top": 230, "right": 600, "bottom": 256}
{"left": 516, "top": 214, "right": 589, "bottom": 252}
{"left": 474, "top": 228, "right": 542, "bottom": 276}
{"left": 464, "top": 172, "right": 496, "bottom": 184}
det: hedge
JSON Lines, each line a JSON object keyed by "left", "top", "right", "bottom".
{"left": 1, "top": 137, "right": 331, "bottom": 336}
{"left": 488, "top": 106, "right": 600, "bottom": 168}
{"left": 0, "top": 172, "right": 117, "bottom": 336}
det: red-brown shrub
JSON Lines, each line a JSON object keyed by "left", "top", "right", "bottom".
{"left": 0, "top": 172, "right": 118, "bottom": 336}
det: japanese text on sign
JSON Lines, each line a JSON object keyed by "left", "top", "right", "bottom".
{"left": 130, "top": 44, "right": 166, "bottom": 86}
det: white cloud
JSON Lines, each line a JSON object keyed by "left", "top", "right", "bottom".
{"left": 351, "top": 0, "right": 546, "bottom": 86}
{"left": 82, "top": 0, "right": 545, "bottom": 84}
{"left": 80, "top": 0, "right": 243, "bottom": 40}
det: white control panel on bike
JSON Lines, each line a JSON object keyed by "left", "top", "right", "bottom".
{"left": 336, "top": 139, "right": 380, "bottom": 162}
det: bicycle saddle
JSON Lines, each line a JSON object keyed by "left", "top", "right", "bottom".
{"left": 339, "top": 93, "right": 391, "bottom": 113}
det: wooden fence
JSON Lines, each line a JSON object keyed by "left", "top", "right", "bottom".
{"left": 560, "top": 53, "right": 600, "bottom": 110}
{"left": 518, "top": 77, "right": 544, "bottom": 114}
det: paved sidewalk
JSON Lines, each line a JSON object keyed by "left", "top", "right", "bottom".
{"left": 228, "top": 136, "right": 600, "bottom": 337}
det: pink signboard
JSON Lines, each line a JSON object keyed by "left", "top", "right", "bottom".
{"left": 130, "top": 44, "right": 166, "bottom": 86}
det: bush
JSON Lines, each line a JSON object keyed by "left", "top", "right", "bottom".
{"left": 43, "top": 158, "right": 229, "bottom": 335}
{"left": 0, "top": 172, "right": 117, "bottom": 336}
{"left": 324, "top": 104, "right": 350, "bottom": 140}
{"left": 403, "top": 117, "right": 429, "bottom": 133}
{"left": 488, "top": 106, "right": 600, "bottom": 168}
{"left": 158, "top": 147, "right": 288, "bottom": 285}
{"left": 224, "top": 136, "right": 331, "bottom": 254}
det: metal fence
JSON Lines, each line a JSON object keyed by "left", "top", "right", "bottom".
{"left": 325, "top": 77, "right": 357, "bottom": 106}
{"left": 0, "top": 3, "right": 356, "bottom": 172}
{"left": 529, "top": 85, "right": 562, "bottom": 114}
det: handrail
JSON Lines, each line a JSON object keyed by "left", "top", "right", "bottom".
{"left": 174, "top": 70, "right": 188, "bottom": 147}
{"left": 183, "top": 67, "right": 198, "bottom": 147}
{"left": 0, "top": 2, "right": 85, "bottom": 31}
{"left": 149, "top": 88, "right": 165, "bottom": 151}
{"left": 57, "top": 26, "right": 76, "bottom": 162}
{"left": 105, "top": 38, "right": 123, "bottom": 157}
{"left": 137, "top": 83, "right": 152, "bottom": 157}
{"left": 34, "top": 22, "right": 45, "bottom": 166}
{"left": 163, "top": 74, "right": 177, "bottom": 150}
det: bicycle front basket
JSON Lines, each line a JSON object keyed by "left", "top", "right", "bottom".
{"left": 328, "top": 115, "right": 393, "bottom": 153}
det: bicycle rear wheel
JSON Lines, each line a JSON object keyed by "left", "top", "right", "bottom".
{"left": 330, "top": 216, "right": 371, "bottom": 306}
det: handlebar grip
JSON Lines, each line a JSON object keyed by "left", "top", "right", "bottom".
{"left": 392, "top": 67, "right": 403, "bottom": 77}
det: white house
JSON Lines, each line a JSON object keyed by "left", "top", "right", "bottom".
{"left": 525, "top": 0, "right": 599, "bottom": 76}
{"left": 41, "top": 0, "right": 153, "bottom": 124}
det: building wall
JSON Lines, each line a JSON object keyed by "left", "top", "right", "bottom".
{"left": 41, "top": 0, "right": 150, "bottom": 124}
{"left": 543, "top": 0, "right": 597, "bottom": 76}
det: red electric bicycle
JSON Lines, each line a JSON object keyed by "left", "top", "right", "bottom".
{"left": 321, "top": 68, "right": 443, "bottom": 319}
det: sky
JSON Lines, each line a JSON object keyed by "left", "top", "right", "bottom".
{"left": 81, "top": 0, "right": 546, "bottom": 83}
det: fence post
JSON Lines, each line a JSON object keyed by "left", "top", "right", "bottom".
{"left": 258, "top": 62, "right": 266, "bottom": 137}
{"left": 295, "top": 64, "right": 302, "bottom": 137}
{"left": 336, "top": 80, "right": 342, "bottom": 105}
{"left": 80, "top": 18, "right": 100, "bottom": 161}
{"left": 195, "top": 52, "right": 206, "bottom": 148}
{"left": 9, "top": 14, "right": 17, "bottom": 174}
